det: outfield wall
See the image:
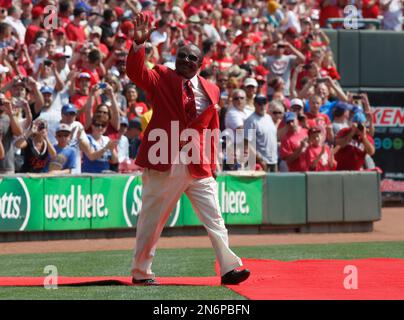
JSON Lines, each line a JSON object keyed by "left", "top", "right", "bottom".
{"left": 0, "top": 172, "right": 381, "bottom": 235}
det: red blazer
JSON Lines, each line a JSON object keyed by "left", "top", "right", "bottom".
{"left": 126, "top": 46, "right": 220, "bottom": 178}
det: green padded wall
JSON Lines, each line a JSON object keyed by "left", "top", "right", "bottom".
{"left": 338, "top": 30, "right": 360, "bottom": 88}
{"left": 360, "top": 31, "right": 404, "bottom": 87}
{"left": 343, "top": 172, "right": 381, "bottom": 222}
{"left": 306, "top": 172, "right": 344, "bottom": 223}
{"left": 264, "top": 173, "right": 306, "bottom": 225}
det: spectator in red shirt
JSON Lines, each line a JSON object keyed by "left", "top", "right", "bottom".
{"left": 88, "top": 26, "right": 109, "bottom": 59}
{"left": 234, "top": 17, "right": 253, "bottom": 46}
{"left": 305, "top": 125, "right": 337, "bottom": 171}
{"left": 65, "top": 6, "right": 87, "bottom": 43}
{"left": 237, "top": 39, "right": 258, "bottom": 65}
{"left": 318, "top": 0, "right": 344, "bottom": 28}
{"left": 362, "top": 0, "right": 380, "bottom": 19}
{"left": 335, "top": 112, "right": 375, "bottom": 171}
{"left": 211, "top": 41, "right": 234, "bottom": 71}
{"left": 58, "top": 0, "right": 74, "bottom": 27}
{"left": 123, "top": 84, "right": 148, "bottom": 121}
{"left": 24, "top": 6, "right": 44, "bottom": 46}
{"left": 280, "top": 111, "right": 309, "bottom": 172}
{"left": 321, "top": 49, "right": 340, "bottom": 80}
{"left": 70, "top": 72, "right": 92, "bottom": 126}
{"left": 80, "top": 49, "right": 104, "bottom": 86}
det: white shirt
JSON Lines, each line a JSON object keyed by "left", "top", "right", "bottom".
{"left": 118, "top": 135, "right": 130, "bottom": 163}
{"left": 5, "top": 16, "right": 26, "bottom": 44}
{"left": 186, "top": 75, "right": 211, "bottom": 116}
{"left": 281, "top": 11, "right": 301, "bottom": 33}
{"left": 225, "top": 106, "right": 253, "bottom": 131}
{"left": 67, "top": 121, "right": 89, "bottom": 174}
{"left": 244, "top": 113, "right": 278, "bottom": 164}
{"left": 150, "top": 30, "right": 168, "bottom": 46}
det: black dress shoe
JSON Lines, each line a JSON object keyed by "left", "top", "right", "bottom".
{"left": 221, "top": 269, "right": 250, "bottom": 285}
{"left": 132, "top": 278, "right": 159, "bottom": 286}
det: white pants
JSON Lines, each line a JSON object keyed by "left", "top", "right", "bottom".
{"left": 131, "top": 163, "right": 242, "bottom": 280}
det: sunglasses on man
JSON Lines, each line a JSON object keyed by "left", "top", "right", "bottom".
{"left": 177, "top": 52, "right": 199, "bottom": 62}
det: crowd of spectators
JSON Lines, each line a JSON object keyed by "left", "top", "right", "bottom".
{"left": 0, "top": 0, "right": 388, "bottom": 175}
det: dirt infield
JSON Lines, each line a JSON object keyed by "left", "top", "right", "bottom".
{"left": 0, "top": 207, "right": 403, "bottom": 255}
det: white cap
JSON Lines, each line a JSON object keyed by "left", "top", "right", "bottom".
{"left": 56, "top": 123, "right": 72, "bottom": 133}
{"left": 78, "top": 72, "right": 91, "bottom": 79}
{"left": 243, "top": 77, "right": 258, "bottom": 88}
{"left": 90, "top": 26, "right": 102, "bottom": 36}
{"left": 290, "top": 98, "right": 304, "bottom": 108}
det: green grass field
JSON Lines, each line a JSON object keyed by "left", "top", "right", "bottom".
{"left": 1, "top": 241, "right": 404, "bottom": 300}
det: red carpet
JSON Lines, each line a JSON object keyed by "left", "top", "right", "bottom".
{"left": 1, "top": 258, "right": 404, "bottom": 299}
{"left": 0, "top": 276, "right": 219, "bottom": 287}
{"left": 222, "top": 258, "right": 404, "bottom": 300}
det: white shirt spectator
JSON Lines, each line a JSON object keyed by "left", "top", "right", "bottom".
{"left": 280, "top": 10, "right": 301, "bottom": 33}
{"left": 150, "top": 30, "right": 168, "bottom": 46}
{"left": 5, "top": 16, "right": 26, "bottom": 44}
{"left": 225, "top": 106, "right": 253, "bottom": 131}
{"left": 67, "top": 121, "right": 90, "bottom": 174}
{"left": 244, "top": 112, "right": 278, "bottom": 165}
{"left": 381, "top": 0, "right": 403, "bottom": 31}
{"left": 118, "top": 134, "right": 130, "bottom": 163}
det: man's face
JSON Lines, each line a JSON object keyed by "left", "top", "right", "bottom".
{"left": 43, "top": 92, "right": 53, "bottom": 105}
{"left": 79, "top": 12, "right": 87, "bottom": 21}
{"left": 291, "top": 104, "right": 303, "bottom": 115}
{"left": 56, "top": 57, "right": 67, "bottom": 69}
{"left": 61, "top": 112, "right": 77, "bottom": 124}
{"left": 56, "top": 131, "right": 71, "bottom": 147}
{"left": 12, "top": 85, "right": 26, "bottom": 98}
{"left": 232, "top": 93, "right": 246, "bottom": 109}
{"left": 255, "top": 101, "right": 267, "bottom": 116}
{"left": 175, "top": 45, "right": 202, "bottom": 79}
{"left": 287, "top": 118, "right": 298, "bottom": 131}
{"left": 80, "top": 78, "right": 91, "bottom": 91}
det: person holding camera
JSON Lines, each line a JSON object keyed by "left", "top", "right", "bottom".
{"left": 69, "top": 72, "right": 92, "bottom": 125}
{"left": 264, "top": 40, "right": 305, "bottom": 97}
{"left": 83, "top": 82, "right": 121, "bottom": 136}
{"left": 15, "top": 119, "right": 57, "bottom": 173}
{"left": 0, "top": 96, "right": 23, "bottom": 174}
{"left": 34, "top": 86, "right": 61, "bottom": 144}
{"left": 334, "top": 112, "right": 375, "bottom": 171}
{"left": 35, "top": 57, "right": 65, "bottom": 92}
{"left": 81, "top": 114, "right": 119, "bottom": 173}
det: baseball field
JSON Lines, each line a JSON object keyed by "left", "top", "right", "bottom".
{"left": 0, "top": 207, "right": 403, "bottom": 300}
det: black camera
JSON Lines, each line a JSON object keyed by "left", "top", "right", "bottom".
{"left": 357, "top": 123, "right": 364, "bottom": 131}
{"left": 44, "top": 59, "right": 53, "bottom": 67}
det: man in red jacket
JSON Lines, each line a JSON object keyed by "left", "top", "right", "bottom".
{"left": 126, "top": 13, "right": 250, "bottom": 286}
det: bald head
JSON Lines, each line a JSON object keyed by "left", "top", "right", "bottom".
{"left": 175, "top": 43, "right": 204, "bottom": 79}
